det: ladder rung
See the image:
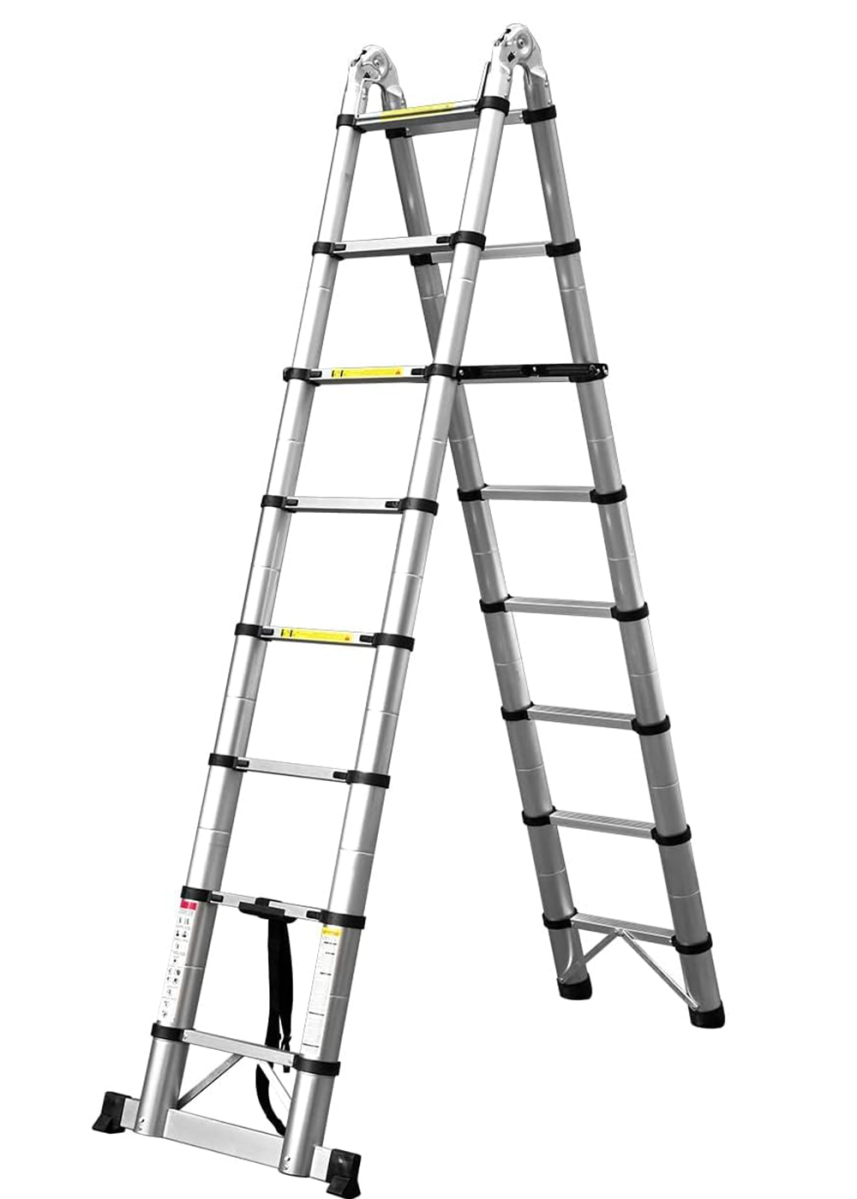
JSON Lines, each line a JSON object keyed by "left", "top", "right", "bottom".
{"left": 356, "top": 101, "right": 525, "bottom": 136}
{"left": 183, "top": 1029, "right": 295, "bottom": 1069}
{"left": 252, "top": 625, "right": 377, "bottom": 647}
{"left": 210, "top": 891, "right": 323, "bottom": 922}
{"left": 528, "top": 705, "right": 635, "bottom": 730}
{"left": 505, "top": 597, "right": 614, "bottom": 618}
{"left": 551, "top": 810, "right": 656, "bottom": 838}
{"left": 237, "top": 758, "right": 347, "bottom": 782}
{"left": 313, "top": 366, "right": 426, "bottom": 384}
{"left": 481, "top": 485, "right": 594, "bottom": 502}
{"left": 281, "top": 497, "right": 403, "bottom": 514}
{"left": 458, "top": 363, "right": 608, "bottom": 383}
{"left": 310, "top": 362, "right": 607, "bottom": 385}
{"left": 571, "top": 913, "right": 675, "bottom": 945}
{"left": 331, "top": 236, "right": 549, "bottom": 262}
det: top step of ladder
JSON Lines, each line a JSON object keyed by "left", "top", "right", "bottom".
{"left": 352, "top": 98, "right": 526, "bottom": 136}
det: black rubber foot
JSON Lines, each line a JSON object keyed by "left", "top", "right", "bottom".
{"left": 92, "top": 1091, "right": 130, "bottom": 1133}
{"left": 558, "top": 976, "right": 593, "bottom": 1001}
{"left": 689, "top": 1002, "right": 726, "bottom": 1029}
{"left": 326, "top": 1148, "right": 361, "bottom": 1197}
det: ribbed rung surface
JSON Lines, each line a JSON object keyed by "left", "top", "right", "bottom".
{"left": 282, "top": 496, "right": 402, "bottom": 514}
{"left": 240, "top": 758, "right": 346, "bottom": 782}
{"left": 571, "top": 913, "right": 674, "bottom": 945}
{"left": 183, "top": 1029, "right": 295, "bottom": 1068}
{"left": 529, "top": 705, "right": 634, "bottom": 730}
{"left": 506, "top": 597, "right": 614, "bottom": 618}
{"left": 333, "top": 236, "right": 549, "bottom": 262}
{"left": 481, "top": 485, "right": 594, "bottom": 502}
{"left": 551, "top": 810, "right": 655, "bottom": 838}
{"left": 356, "top": 101, "right": 525, "bottom": 135}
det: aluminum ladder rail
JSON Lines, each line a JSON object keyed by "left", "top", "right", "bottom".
{"left": 94, "top": 25, "right": 725, "bottom": 1198}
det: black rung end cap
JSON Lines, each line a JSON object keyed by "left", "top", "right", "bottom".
{"left": 424, "top": 362, "right": 457, "bottom": 379}
{"left": 345, "top": 769, "right": 390, "bottom": 789}
{"left": 652, "top": 825, "right": 692, "bottom": 847}
{"left": 457, "top": 485, "right": 485, "bottom": 502}
{"left": 293, "top": 1054, "right": 341, "bottom": 1077}
{"left": 522, "top": 807, "right": 556, "bottom": 827}
{"left": 284, "top": 366, "right": 315, "bottom": 383}
{"left": 385, "top": 126, "right": 408, "bottom": 139}
{"left": 480, "top": 596, "right": 510, "bottom": 614}
{"left": 409, "top": 252, "right": 433, "bottom": 266}
{"left": 672, "top": 933, "right": 714, "bottom": 956}
{"left": 312, "top": 241, "right": 343, "bottom": 257}
{"left": 590, "top": 486, "right": 628, "bottom": 505}
{"left": 689, "top": 1002, "right": 726, "bottom": 1029}
{"left": 235, "top": 622, "right": 265, "bottom": 638}
{"left": 372, "top": 632, "right": 415, "bottom": 651}
{"left": 181, "top": 885, "right": 212, "bottom": 903}
{"left": 326, "top": 1149, "right": 362, "bottom": 1198}
{"left": 449, "top": 229, "right": 487, "bottom": 250}
{"left": 319, "top": 909, "right": 366, "bottom": 931}
{"left": 546, "top": 239, "right": 581, "bottom": 258}
{"left": 611, "top": 603, "right": 649, "bottom": 623}
{"left": 209, "top": 752, "right": 242, "bottom": 769}
{"left": 151, "top": 1023, "right": 185, "bottom": 1042}
{"left": 261, "top": 494, "right": 298, "bottom": 509}
{"left": 398, "top": 496, "right": 439, "bottom": 515}
{"left": 523, "top": 104, "right": 557, "bottom": 125}
{"left": 92, "top": 1091, "right": 131, "bottom": 1134}
{"left": 543, "top": 911, "right": 577, "bottom": 931}
{"left": 501, "top": 703, "right": 532, "bottom": 722}
{"left": 558, "top": 976, "right": 593, "bottom": 1001}
{"left": 336, "top": 114, "right": 360, "bottom": 130}
{"left": 475, "top": 95, "right": 511, "bottom": 115}
{"left": 632, "top": 716, "right": 672, "bottom": 737}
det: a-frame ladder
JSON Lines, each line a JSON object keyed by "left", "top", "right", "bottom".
{"left": 94, "top": 26, "right": 724, "bottom": 1198}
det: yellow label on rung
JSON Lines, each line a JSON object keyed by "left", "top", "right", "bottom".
{"left": 322, "top": 927, "right": 342, "bottom": 937}
{"left": 330, "top": 366, "right": 404, "bottom": 379}
{"left": 379, "top": 102, "right": 456, "bottom": 120}
{"left": 282, "top": 628, "right": 354, "bottom": 644}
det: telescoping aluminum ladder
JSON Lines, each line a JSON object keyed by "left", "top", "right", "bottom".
{"left": 94, "top": 25, "right": 725, "bottom": 1197}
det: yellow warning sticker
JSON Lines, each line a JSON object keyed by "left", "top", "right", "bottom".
{"left": 330, "top": 366, "right": 404, "bottom": 378}
{"left": 321, "top": 927, "right": 342, "bottom": 937}
{"left": 379, "top": 102, "right": 455, "bottom": 120}
{"left": 282, "top": 628, "right": 354, "bottom": 644}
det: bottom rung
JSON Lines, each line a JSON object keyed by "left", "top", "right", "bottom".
{"left": 572, "top": 913, "right": 674, "bottom": 944}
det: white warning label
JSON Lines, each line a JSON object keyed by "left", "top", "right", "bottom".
{"left": 157, "top": 898, "right": 197, "bottom": 1024}
{"left": 301, "top": 926, "right": 341, "bottom": 1053}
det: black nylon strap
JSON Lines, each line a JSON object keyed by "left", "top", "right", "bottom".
{"left": 652, "top": 825, "right": 692, "bottom": 847}
{"left": 523, "top": 104, "right": 557, "bottom": 124}
{"left": 543, "top": 910, "right": 576, "bottom": 930}
{"left": 475, "top": 95, "right": 511, "bottom": 115}
{"left": 546, "top": 239, "right": 581, "bottom": 258}
{"left": 522, "top": 808, "right": 555, "bottom": 827}
{"left": 449, "top": 230, "right": 487, "bottom": 250}
{"left": 611, "top": 604, "right": 649, "bottom": 623}
{"left": 397, "top": 496, "right": 439, "bottom": 514}
{"left": 255, "top": 914, "right": 296, "bottom": 1135}
{"left": 632, "top": 716, "right": 672, "bottom": 737}
{"left": 672, "top": 933, "right": 713, "bottom": 956}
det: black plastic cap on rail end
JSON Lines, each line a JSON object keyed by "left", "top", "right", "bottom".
{"left": 558, "top": 976, "right": 593, "bottom": 1001}
{"left": 93, "top": 1091, "right": 130, "bottom": 1134}
{"left": 326, "top": 1148, "right": 362, "bottom": 1198}
{"left": 689, "top": 1002, "right": 726, "bottom": 1029}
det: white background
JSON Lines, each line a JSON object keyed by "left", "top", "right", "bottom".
{"left": 2, "top": 3, "right": 854, "bottom": 1196}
